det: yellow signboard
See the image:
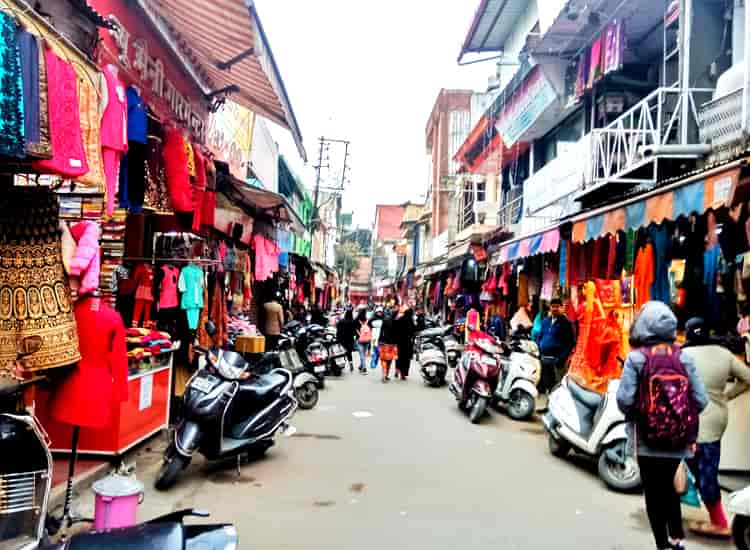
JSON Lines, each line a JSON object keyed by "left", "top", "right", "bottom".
{"left": 206, "top": 101, "right": 256, "bottom": 179}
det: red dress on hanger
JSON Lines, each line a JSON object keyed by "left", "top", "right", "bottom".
{"left": 50, "top": 296, "right": 129, "bottom": 428}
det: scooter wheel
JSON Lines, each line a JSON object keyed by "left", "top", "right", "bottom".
{"left": 296, "top": 381, "right": 319, "bottom": 410}
{"left": 598, "top": 442, "right": 640, "bottom": 492}
{"left": 733, "top": 515, "right": 750, "bottom": 550}
{"left": 469, "top": 397, "right": 488, "bottom": 424}
{"left": 507, "top": 389, "right": 535, "bottom": 421}
{"left": 155, "top": 453, "right": 189, "bottom": 491}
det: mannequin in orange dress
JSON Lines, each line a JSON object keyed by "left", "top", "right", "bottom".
{"left": 568, "top": 281, "right": 608, "bottom": 391}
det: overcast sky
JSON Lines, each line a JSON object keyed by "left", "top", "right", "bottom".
{"left": 256, "top": 0, "right": 491, "bottom": 229}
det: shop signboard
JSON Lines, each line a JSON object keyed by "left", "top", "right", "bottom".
{"left": 496, "top": 67, "right": 558, "bottom": 147}
{"left": 92, "top": 0, "right": 210, "bottom": 142}
{"left": 523, "top": 134, "right": 591, "bottom": 216}
{"left": 207, "top": 102, "right": 255, "bottom": 181}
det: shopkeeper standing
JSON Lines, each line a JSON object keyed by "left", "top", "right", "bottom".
{"left": 263, "top": 292, "right": 285, "bottom": 351}
{"left": 538, "top": 298, "right": 575, "bottom": 400}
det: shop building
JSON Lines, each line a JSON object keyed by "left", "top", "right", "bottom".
{"left": 0, "top": 0, "right": 307, "bottom": 470}
{"left": 451, "top": 0, "right": 750, "bottom": 471}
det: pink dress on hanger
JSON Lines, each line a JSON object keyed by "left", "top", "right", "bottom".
{"left": 100, "top": 64, "right": 128, "bottom": 216}
{"left": 32, "top": 47, "right": 89, "bottom": 178}
{"left": 253, "top": 234, "right": 280, "bottom": 281}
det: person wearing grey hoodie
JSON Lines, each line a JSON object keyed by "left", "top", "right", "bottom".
{"left": 616, "top": 301, "right": 709, "bottom": 550}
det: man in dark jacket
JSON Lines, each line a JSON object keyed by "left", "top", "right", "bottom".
{"left": 538, "top": 298, "right": 575, "bottom": 402}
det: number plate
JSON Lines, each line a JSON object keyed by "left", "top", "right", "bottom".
{"left": 314, "top": 365, "right": 326, "bottom": 373}
{"left": 191, "top": 375, "right": 216, "bottom": 393}
{"left": 335, "top": 357, "right": 347, "bottom": 366}
{"left": 482, "top": 356, "right": 497, "bottom": 366}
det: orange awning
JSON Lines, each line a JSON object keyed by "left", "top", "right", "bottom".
{"left": 139, "top": 0, "right": 306, "bottom": 161}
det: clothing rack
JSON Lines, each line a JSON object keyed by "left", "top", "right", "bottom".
{"left": 122, "top": 256, "right": 220, "bottom": 265}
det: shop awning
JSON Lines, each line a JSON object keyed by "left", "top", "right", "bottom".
{"left": 568, "top": 161, "right": 747, "bottom": 243}
{"left": 221, "top": 174, "right": 306, "bottom": 235}
{"left": 458, "top": 0, "right": 530, "bottom": 61}
{"left": 138, "top": 0, "right": 306, "bottom": 161}
{"left": 424, "top": 261, "right": 449, "bottom": 277}
{"left": 491, "top": 228, "right": 561, "bottom": 265}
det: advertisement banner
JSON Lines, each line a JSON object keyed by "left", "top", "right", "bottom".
{"left": 496, "top": 67, "right": 558, "bottom": 146}
{"left": 207, "top": 102, "right": 255, "bottom": 181}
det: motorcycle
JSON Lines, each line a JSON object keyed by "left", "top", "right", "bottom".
{"left": 730, "top": 486, "right": 750, "bottom": 549}
{"left": 322, "top": 326, "right": 350, "bottom": 376}
{"left": 0, "top": 336, "right": 239, "bottom": 549}
{"left": 493, "top": 335, "right": 541, "bottom": 421}
{"left": 415, "top": 326, "right": 451, "bottom": 387}
{"left": 542, "top": 375, "right": 640, "bottom": 492}
{"left": 448, "top": 333, "right": 502, "bottom": 424}
{"left": 156, "top": 342, "right": 297, "bottom": 490}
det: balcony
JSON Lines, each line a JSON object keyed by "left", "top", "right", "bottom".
{"left": 498, "top": 189, "right": 523, "bottom": 232}
{"left": 587, "top": 87, "right": 713, "bottom": 191}
{"left": 699, "top": 88, "right": 746, "bottom": 150}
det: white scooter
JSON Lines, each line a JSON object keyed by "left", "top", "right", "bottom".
{"left": 542, "top": 375, "right": 640, "bottom": 491}
{"left": 493, "top": 338, "right": 541, "bottom": 420}
{"left": 729, "top": 486, "right": 750, "bottom": 549}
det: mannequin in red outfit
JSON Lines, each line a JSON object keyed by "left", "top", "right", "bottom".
{"left": 50, "top": 295, "right": 129, "bottom": 428}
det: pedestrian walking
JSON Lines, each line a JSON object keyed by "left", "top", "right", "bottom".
{"left": 262, "top": 291, "right": 285, "bottom": 351}
{"left": 378, "top": 310, "right": 398, "bottom": 382}
{"left": 336, "top": 308, "right": 357, "bottom": 372}
{"left": 355, "top": 308, "right": 371, "bottom": 373}
{"left": 616, "top": 302, "right": 708, "bottom": 550}
{"left": 537, "top": 298, "right": 575, "bottom": 410}
{"left": 681, "top": 317, "right": 750, "bottom": 537}
{"left": 395, "top": 307, "right": 415, "bottom": 380}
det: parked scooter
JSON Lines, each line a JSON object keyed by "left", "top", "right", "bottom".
{"left": 542, "top": 375, "right": 640, "bottom": 491}
{"left": 729, "top": 486, "right": 750, "bottom": 549}
{"left": 448, "top": 333, "right": 502, "bottom": 424}
{"left": 443, "top": 332, "right": 463, "bottom": 369}
{"left": 493, "top": 335, "right": 541, "bottom": 420}
{"left": 415, "top": 326, "right": 451, "bottom": 387}
{"left": 322, "top": 326, "right": 350, "bottom": 376}
{"left": 0, "top": 336, "right": 239, "bottom": 549}
{"left": 282, "top": 322, "right": 328, "bottom": 388}
{"left": 257, "top": 333, "right": 319, "bottom": 410}
{"left": 156, "top": 328, "right": 298, "bottom": 490}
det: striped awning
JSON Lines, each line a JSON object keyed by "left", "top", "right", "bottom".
{"left": 139, "top": 0, "right": 306, "bottom": 161}
{"left": 569, "top": 163, "right": 745, "bottom": 243}
{"left": 491, "top": 228, "right": 560, "bottom": 265}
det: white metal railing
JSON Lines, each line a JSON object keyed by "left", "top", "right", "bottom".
{"left": 498, "top": 191, "right": 523, "bottom": 230}
{"left": 589, "top": 87, "right": 713, "bottom": 186}
{"left": 698, "top": 88, "right": 745, "bottom": 150}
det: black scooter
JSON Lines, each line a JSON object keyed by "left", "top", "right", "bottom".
{"left": 0, "top": 336, "right": 238, "bottom": 549}
{"left": 281, "top": 322, "right": 328, "bottom": 388}
{"left": 156, "top": 326, "right": 297, "bottom": 490}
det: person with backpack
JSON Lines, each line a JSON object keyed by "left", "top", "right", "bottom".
{"left": 355, "top": 308, "right": 371, "bottom": 374}
{"left": 336, "top": 308, "right": 357, "bottom": 372}
{"left": 681, "top": 317, "right": 750, "bottom": 537}
{"left": 616, "top": 301, "right": 708, "bottom": 550}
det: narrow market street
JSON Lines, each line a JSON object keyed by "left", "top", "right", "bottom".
{"left": 111, "top": 367, "right": 727, "bottom": 550}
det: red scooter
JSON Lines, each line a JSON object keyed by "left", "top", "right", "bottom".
{"left": 448, "top": 331, "right": 502, "bottom": 424}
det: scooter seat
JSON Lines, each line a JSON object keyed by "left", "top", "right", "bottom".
{"left": 59, "top": 522, "right": 183, "bottom": 549}
{"left": 242, "top": 371, "right": 288, "bottom": 403}
{"left": 568, "top": 379, "right": 603, "bottom": 411}
{"left": 417, "top": 327, "right": 446, "bottom": 338}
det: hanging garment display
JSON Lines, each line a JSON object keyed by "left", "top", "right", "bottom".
{"left": 32, "top": 47, "right": 89, "bottom": 178}
{"left": 68, "top": 221, "right": 101, "bottom": 296}
{"left": 144, "top": 115, "right": 169, "bottom": 210}
{"left": 0, "top": 12, "right": 25, "bottom": 158}
{"left": 75, "top": 71, "right": 106, "bottom": 189}
{"left": 253, "top": 233, "right": 280, "bottom": 281}
{"left": 704, "top": 244, "right": 724, "bottom": 326}
{"left": 0, "top": 188, "right": 80, "bottom": 370}
{"left": 191, "top": 146, "right": 208, "bottom": 232}
{"left": 649, "top": 223, "right": 672, "bottom": 304}
{"left": 16, "top": 28, "right": 50, "bottom": 158}
{"left": 633, "top": 242, "right": 655, "bottom": 309}
{"left": 131, "top": 263, "right": 154, "bottom": 327}
{"left": 157, "top": 265, "right": 180, "bottom": 310}
{"left": 179, "top": 264, "right": 204, "bottom": 330}
{"left": 163, "top": 126, "right": 192, "bottom": 212}
{"left": 101, "top": 64, "right": 128, "bottom": 217}
{"left": 49, "top": 296, "right": 128, "bottom": 428}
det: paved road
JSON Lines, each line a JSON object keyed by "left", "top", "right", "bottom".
{"left": 119, "top": 363, "right": 729, "bottom": 550}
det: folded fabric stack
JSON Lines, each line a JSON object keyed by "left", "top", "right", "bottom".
{"left": 100, "top": 208, "right": 127, "bottom": 307}
{"left": 125, "top": 327, "right": 173, "bottom": 361}
{"left": 228, "top": 315, "right": 257, "bottom": 337}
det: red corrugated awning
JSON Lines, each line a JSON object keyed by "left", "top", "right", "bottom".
{"left": 138, "top": 0, "right": 306, "bottom": 161}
